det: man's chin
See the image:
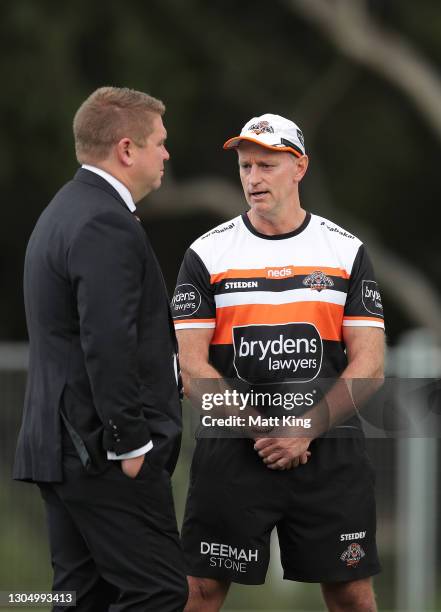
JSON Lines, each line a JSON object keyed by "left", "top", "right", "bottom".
{"left": 151, "top": 177, "right": 163, "bottom": 191}
{"left": 141, "top": 179, "right": 162, "bottom": 199}
{"left": 248, "top": 200, "right": 272, "bottom": 214}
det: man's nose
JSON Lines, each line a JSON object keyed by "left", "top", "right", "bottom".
{"left": 248, "top": 164, "right": 261, "bottom": 185}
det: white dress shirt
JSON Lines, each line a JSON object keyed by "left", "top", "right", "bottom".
{"left": 82, "top": 164, "right": 136, "bottom": 212}
{"left": 81, "top": 165, "right": 153, "bottom": 461}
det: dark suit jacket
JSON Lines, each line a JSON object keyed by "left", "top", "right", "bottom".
{"left": 14, "top": 168, "right": 182, "bottom": 482}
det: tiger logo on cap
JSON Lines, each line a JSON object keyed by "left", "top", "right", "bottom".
{"left": 248, "top": 121, "right": 274, "bottom": 135}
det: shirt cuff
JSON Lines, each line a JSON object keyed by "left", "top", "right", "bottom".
{"left": 107, "top": 440, "right": 153, "bottom": 460}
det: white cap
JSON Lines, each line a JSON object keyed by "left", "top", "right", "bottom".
{"left": 223, "top": 113, "right": 305, "bottom": 157}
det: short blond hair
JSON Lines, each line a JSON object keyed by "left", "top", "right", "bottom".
{"left": 73, "top": 86, "right": 165, "bottom": 163}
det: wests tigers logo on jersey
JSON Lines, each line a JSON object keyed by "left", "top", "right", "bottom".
{"left": 232, "top": 323, "right": 323, "bottom": 384}
{"left": 302, "top": 271, "right": 334, "bottom": 292}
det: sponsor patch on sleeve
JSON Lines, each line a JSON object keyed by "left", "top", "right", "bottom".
{"left": 171, "top": 283, "right": 202, "bottom": 318}
{"left": 361, "top": 280, "right": 383, "bottom": 317}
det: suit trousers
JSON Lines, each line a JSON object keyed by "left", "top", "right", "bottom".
{"left": 38, "top": 454, "right": 188, "bottom": 612}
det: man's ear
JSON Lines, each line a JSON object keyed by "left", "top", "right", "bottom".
{"left": 294, "top": 154, "right": 309, "bottom": 182}
{"left": 115, "top": 138, "right": 134, "bottom": 167}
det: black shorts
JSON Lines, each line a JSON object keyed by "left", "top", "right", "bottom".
{"left": 181, "top": 429, "right": 381, "bottom": 585}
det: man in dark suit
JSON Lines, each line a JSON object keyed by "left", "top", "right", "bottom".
{"left": 13, "top": 87, "right": 188, "bottom": 611}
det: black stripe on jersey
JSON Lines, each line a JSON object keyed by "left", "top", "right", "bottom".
{"left": 213, "top": 275, "right": 349, "bottom": 294}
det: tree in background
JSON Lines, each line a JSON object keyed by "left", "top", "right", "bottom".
{"left": 0, "top": 0, "right": 440, "bottom": 341}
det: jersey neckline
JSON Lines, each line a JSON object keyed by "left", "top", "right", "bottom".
{"left": 241, "top": 211, "right": 311, "bottom": 240}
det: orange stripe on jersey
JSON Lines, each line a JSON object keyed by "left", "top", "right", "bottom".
{"left": 210, "top": 266, "right": 349, "bottom": 284}
{"left": 211, "top": 302, "right": 343, "bottom": 344}
{"left": 343, "top": 316, "right": 384, "bottom": 323}
{"left": 174, "top": 318, "right": 216, "bottom": 325}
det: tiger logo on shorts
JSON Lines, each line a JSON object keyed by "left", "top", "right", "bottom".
{"left": 340, "top": 543, "right": 365, "bottom": 567}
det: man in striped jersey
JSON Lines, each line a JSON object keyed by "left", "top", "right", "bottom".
{"left": 172, "top": 114, "right": 384, "bottom": 612}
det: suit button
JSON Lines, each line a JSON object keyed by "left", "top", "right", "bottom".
{"left": 116, "top": 438, "right": 121, "bottom": 443}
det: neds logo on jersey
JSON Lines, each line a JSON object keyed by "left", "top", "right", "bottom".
{"left": 362, "top": 280, "right": 383, "bottom": 317}
{"left": 233, "top": 323, "right": 323, "bottom": 384}
{"left": 171, "top": 283, "right": 201, "bottom": 318}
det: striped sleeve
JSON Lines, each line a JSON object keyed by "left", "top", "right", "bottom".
{"left": 343, "top": 244, "right": 385, "bottom": 329}
{"left": 171, "top": 248, "right": 216, "bottom": 329}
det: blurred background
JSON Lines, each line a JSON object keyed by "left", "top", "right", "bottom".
{"left": 1, "top": 0, "right": 441, "bottom": 610}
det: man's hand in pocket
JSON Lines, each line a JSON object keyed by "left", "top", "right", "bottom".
{"left": 121, "top": 454, "right": 145, "bottom": 478}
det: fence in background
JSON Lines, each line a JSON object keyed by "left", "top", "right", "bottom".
{"left": 1, "top": 332, "right": 440, "bottom": 611}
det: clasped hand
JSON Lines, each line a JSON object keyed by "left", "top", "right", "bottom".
{"left": 254, "top": 436, "right": 311, "bottom": 470}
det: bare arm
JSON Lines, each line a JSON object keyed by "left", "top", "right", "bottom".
{"left": 177, "top": 327, "right": 257, "bottom": 418}
{"left": 323, "top": 326, "right": 385, "bottom": 426}
{"left": 176, "top": 328, "right": 220, "bottom": 393}
{"left": 342, "top": 326, "right": 385, "bottom": 379}
{"left": 177, "top": 327, "right": 242, "bottom": 421}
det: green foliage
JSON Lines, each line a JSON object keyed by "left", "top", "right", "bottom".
{"left": 0, "top": 476, "right": 51, "bottom": 589}
{"left": 0, "top": 0, "right": 439, "bottom": 342}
